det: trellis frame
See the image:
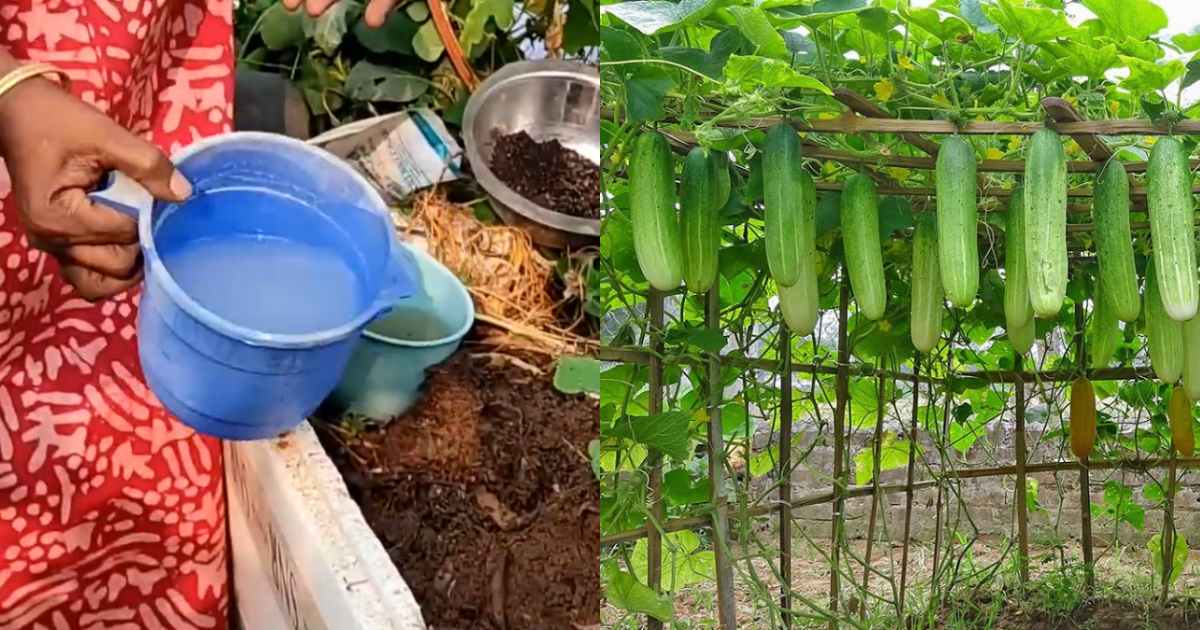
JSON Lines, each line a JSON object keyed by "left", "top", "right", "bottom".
{"left": 602, "top": 92, "right": 1192, "bottom": 628}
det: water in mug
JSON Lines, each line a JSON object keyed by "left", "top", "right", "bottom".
{"left": 162, "top": 235, "right": 364, "bottom": 335}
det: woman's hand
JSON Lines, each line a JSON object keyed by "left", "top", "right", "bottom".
{"left": 283, "top": 0, "right": 399, "bottom": 27}
{"left": 0, "top": 63, "right": 191, "bottom": 301}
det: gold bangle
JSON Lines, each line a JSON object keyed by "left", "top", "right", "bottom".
{"left": 0, "top": 62, "right": 70, "bottom": 101}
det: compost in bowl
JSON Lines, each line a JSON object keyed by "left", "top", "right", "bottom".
{"left": 90, "top": 132, "right": 417, "bottom": 440}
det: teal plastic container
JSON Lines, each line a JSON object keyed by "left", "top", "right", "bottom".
{"left": 325, "top": 245, "right": 474, "bottom": 419}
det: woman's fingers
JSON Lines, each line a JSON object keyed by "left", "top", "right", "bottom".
{"left": 303, "top": 0, "right": 340, "bottom": 17}
{"left": 57, "top": 243, "right": 142, "bottom": 279}
{"left": 42, "top": 188, "right": 139, "bottom": 247}
{"left": 100, "top": 124, "right": 191, "bottom": 202}
{"left": 59, "top": 264, "right": 142, "bottom": 302}
{"left": 364, "top": 0, "right": 400, "bottom": 27}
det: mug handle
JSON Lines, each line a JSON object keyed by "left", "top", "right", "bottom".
{"left": 87, "top": 171, "right": 153, "bottom": 220}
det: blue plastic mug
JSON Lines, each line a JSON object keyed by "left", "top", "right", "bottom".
{"left": 89, "top": 132, "right": 417, "bottom": 440}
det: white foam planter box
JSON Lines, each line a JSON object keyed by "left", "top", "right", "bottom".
{"left": 225, "top": 423, "right": 425, "bottom": 629}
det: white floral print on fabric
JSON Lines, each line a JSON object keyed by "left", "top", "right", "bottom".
{"left": 0, "top": 1, "right": 232, "bottom": 628}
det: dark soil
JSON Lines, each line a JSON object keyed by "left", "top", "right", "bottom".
{"left": 319, "top": 352, "right": 599, "bottom": 630}
{"left": 941, "top": 592, "right": 1200, "bottom": 629}
{"left": 489, "top": 130, "right": 600, "bottom": 219}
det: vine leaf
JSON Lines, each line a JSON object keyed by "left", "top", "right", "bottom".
{"left": 727, "top": 7, "right": 788, "bottom": 60}
{"left": 1174, "top": 26, "right": 1200, "bottom": 53}
{"left": 631, "top": 531, "right": 715, "bottom": 591}
{"left": 413, "top": 20, "right": 446, "bottom": 62}
{"left": 601, "top": 562, "right": 674, "bottom": 621}
{"left": 1149, "top": 533, "right": 1189, "bottom": 588}
{"left": 553, "top": 356, "right": 601, "bottom": 395}
{"left": 853, "top": 432, "right": 915, "bottom": 485}
{"left": 723, "top": 55, "right": 832, "bottom": 94}
{"left": 354, "top": 9, "right": 420, "bottom": 55}
{"left": 982, "top": 0, "right": 1071, "bottom": 44}
{"left": 602, "top": 27, "right": 675, "bottom": 122}
{"left": 611, "top": 411, "right": 691, "bottom": 460}
{"left": 663, "top": 469, "right": 711, "bottom": 505}
{"left": 959, "top": 0, "right": 998, "bottom": 33}
{"left": 1120, "top": 56, "right": 1186, "bottom": 92}
{"left": 600, "top": 0, "right": 720, "bottom": 36}
{"left": 344, "top": 61, "right": 429, "bottom": 102}
{"left": 1081, "top": 0, "right": 1167, "bottom": 42}
{"left": 460, "top": 0, "right": 515, "bottom": 51}
{"left": 304, "top": 0, "right": 359, "bottom": 55}
{"left": 258, "top": 4, "right": 305, "bottom": 51}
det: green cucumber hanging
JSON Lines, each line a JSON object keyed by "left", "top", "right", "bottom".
{"left": 1148, "top": 136, "right": 1198, "bottom": 322}
{"left": 935, "top": 135, "right": 979, "bottom": 307}
{"left": 629, "top": 131, "right": 684, "bottom": 291}
{"left": 1092, "top": 160, "right": 1140, "bottom": 322}
{"left": 1023, "top": 128, "right": 1068, "bottom": 319}
{"left": 680, "top": 147, "right": 728, "bottom": 294}
{"left": 840, "top": 174, "right": 886, "bottom": 320}
{"left": 911, "top": 213, "right": 943, "bottom": 353}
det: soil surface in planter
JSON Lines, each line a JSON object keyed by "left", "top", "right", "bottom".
{"left": 489, "top": 130, "right": 600, "bottom": 219}
{"left": 320, "top": 352, "right": 599, "bottom": 630}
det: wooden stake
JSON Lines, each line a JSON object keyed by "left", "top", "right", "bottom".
{"left": 646, "top": 289, "right": 665, "bottom": 630}
{"left": 1013, "top": 353, "right": 1031, "bottom": 585}
{"left": 829, "top": 280, "right": 850, "bottom": 629}
{"left": 898, "top": 358, "right": 920, "bottom": 618}
{"left": 779, "top": 325, "right": 793, "bottom": 629}
{"left": 1161, "top": 450, "right": 1178, "bottom": 605}
{"left": 1074, "top": 303, "right": 1095, "bottom": 592}
{"left": 859, "top": 374, "right": 887, "bottom": 618}
{"left": 706, "top": 289, "right": 737, "bottom": 629}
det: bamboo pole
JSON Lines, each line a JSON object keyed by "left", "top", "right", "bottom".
{"left": 859, "top": 374, "right": 887, "bottom": 619}
{"left": 829, "top": 280, "right": 851, "bottom": 628}
{"left": 898, "top": 357, "right": 920, "bottom": 619}
{"left": 779, "top": 326, "right": 794, "bottom": 629}
{"left": 646, "top": 290, "right": 665, "bottom": 630}
{"left": 706, "top": 289, "right": 737, "bottom": 629}
{"left": 1013, "top": 353, "right": 1031, "bottom": 585}
{"left": 1161, "top": 451, "right": 1178, "bottom": 604}
{"left": 762, "top": 114, "right": 1200, "bottom": 136}
{"left": 1073, "top": 303, "right": 1095, "bottom": 592}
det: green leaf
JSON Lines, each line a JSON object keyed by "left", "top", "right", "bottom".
{"left": 460, "top": 0, "right": 515, "bottom": 50}
{"left": 1184, "top": 55, "right": 1200, "bottom": 90}
{"left": 748, "top": 446, "right": 779, "bottom": 476}
{"left": 854, "top": 432, "right": 915, "bottom": 485}
{"left": 727, "top": 7, "right": 788, "bottom": 60}
{"left": 983, "top": 0, "right": 1071, "bottom": 44}
{"left": 353, "top": 9, "right": 419, "bottom": 55}
{"left": 601, "top": 562, "right": 674, "bottom": 621}
{"left": 723, "top": 55, "right": 832, "bottom": 94}
{"left": 663, "top": 469, "right": 710, "bottom": 505}
{"left": 631, "top": 531, "right": 716, "bottom": 591}
{"left": 1050, "top": 41, "right": 1119, "bottom": 80}
{"left": 602, "top": 27, "right": 676, "bottom": 122}
{"left": 600, "top": 0, "right": 720, "bottom": 35}
{"left": 343, "top": 61, "right": 429, "bottom": 102}
{"left": 1120, "top": 56, "right": 1186, "bottom": 93}
{"left": 1148, "top": 533, "right": 1189, "bottom": 589}
{"left": 1025, "top": 478, "right": 1043, "bottom": 514}
{"left": 767, "top": 0, "right": 868, "bottom": 25}
{"left": 305, "top": 0, "right": 358, "bottom": 55}
{"left": 685, "top": 327, "right": 726, "bottom": 353}
{"left": 1174, "top": 26, "right": 1200, "bottom": 53}
{"left": 554, "top": 356, "right": 600, "bottom": 395}
{"left": 413, "top": 20, "right": 445, "bottom": 62}
{"left": 720, "top": 404, "right": 749, "bottom": 440}
{"left": 563, "top": 0, "right": 602, "bottom": 52}
{"left": 406, "top": 1, "right": 429, "bottom": 21}
{"left": 259, "top": 4, "right": 306, "bottom": 50}
{"left": 658, "top": 29, "right": 745, "bottom": 79}
{"left": 611, "top": 411, "right": 692, "bottom": 460}
{"left": 903, "top": 7, "right": 970, "bottom": 42}
{"left": 1143, "top": 481, "right": 1165, "bottom": 504}
{"left": 1081, "top": 0, "right": 1166, "bottom": 41}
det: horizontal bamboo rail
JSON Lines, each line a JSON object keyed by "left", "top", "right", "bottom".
{"left": 800, "top": 143, "right": 1199, "bottom": 175}
{"left": 740, "top": 114, "right": 1200, "bottom": 137}
{"left": 600, "top": 457, "right": 1200, "bottom": 546}
{"left": 812, "top": 180, "right": 1197, "bottom": 199}
{"left": 601, "top": 346, "right": 1151, "bottom": 384}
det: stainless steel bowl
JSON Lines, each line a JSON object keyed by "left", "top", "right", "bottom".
{"left": 463, "top": 60, "right": 600, "bottom": 249}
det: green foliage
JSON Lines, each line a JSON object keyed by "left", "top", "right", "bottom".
{"left": 554, "top": 356, "right": 601, "bottom": 394}
{"left": 1148, "top": 532, "right": 1189, "bottom": 588}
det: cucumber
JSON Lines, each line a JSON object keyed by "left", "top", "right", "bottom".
{"left": 1148, "top": 136, "right": 1198, "bottom": 322}
{"left": 777, "top": 171, "right": 819, "bottom": 335}
{"left": 629, "top": 131, "right": 683, "bottom": 291}
{"left": 911, "top": 213, "right": 943, "bottom": 353}
{"left": 680, "top": 147, "right": 726, "bottom": 294}
{"left": 779, "top": 275, "right": 819, "bottom": 336}
{"left": 935, "top": 135, "right": 979, "bottom": 307}
{"left": 1147, "top": 260, "right": 1184, "bottom": 384}
{"left": 840, "top": 174, "right": 887, "bottom": 320}
{"left": 1069, "top": 377, "right": 1097, "bottom": 460}
{"left": 1023, "top": 128, "right": 1068, "bottom": 318}
{"left": 1008, "top": 312, "right": 1036, "bottom": 356}
{"left": 1182, "top": 313, "right": 1200, "bottom": 402}
{"left": 1087, "top": 284, "right": 1121, "bottom": 370}
{"left": 1170, "top": 385, "right": 1195, "bottom": 457}
{"left": 1093, "top": 160, "right": 1140, "bottom": 322}
{"left": 1004, "top": 187, "right": 1034, "bottom": 338}
{"left": 763, "top": 124, "right": 807, "bottom": 288}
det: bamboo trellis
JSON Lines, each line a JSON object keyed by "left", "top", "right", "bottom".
{"left": 603, "top": 92, "right": 1194, "bottom": 628}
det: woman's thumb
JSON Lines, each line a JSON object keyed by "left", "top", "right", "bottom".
{"left": 103, "top": 127, "right": 192, "bottom": 201}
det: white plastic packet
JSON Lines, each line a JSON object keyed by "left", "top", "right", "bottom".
{"left": 307, "top": 108, "right": 462, "bottom": 201}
